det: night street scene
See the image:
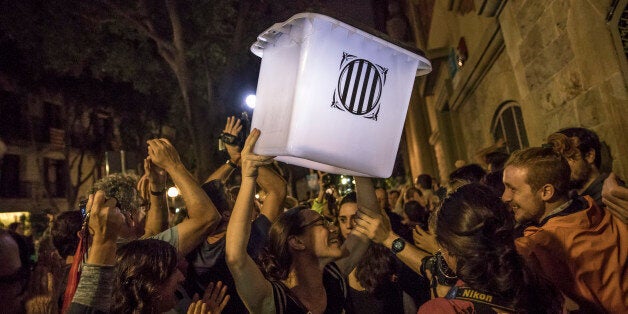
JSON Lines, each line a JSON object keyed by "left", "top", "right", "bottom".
{"left": 0, "top": 0, "right": 627, "bottom": 313}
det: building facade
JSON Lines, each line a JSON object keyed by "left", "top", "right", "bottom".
{"left": 401, "top": 0, "right": 628, "bottom": 182}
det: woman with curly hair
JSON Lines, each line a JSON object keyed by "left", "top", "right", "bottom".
{"left": 418, "top": 183, "right": 563, "bottom": 313}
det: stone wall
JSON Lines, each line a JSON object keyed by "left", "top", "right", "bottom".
{"left": 499, "top": 0, "right": 628, "bottom": 175}
{"left": 409, "top": 0, "right": 628, "bottom": 180}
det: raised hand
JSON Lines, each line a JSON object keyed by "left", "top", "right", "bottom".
{"left": 602, "top": 173, "right": 628, "bottom": 223}
{"left": 223, "top": 116, "right": 243, "bottom": 163}
{"left": 317, "top": 170, "right": 326, "bottom": 190}
{"left": 413, "top": 226, "right": 439, "bottom": 254}
{"left": 353, "top": 207, "right": 390, "bottom": 243}
{"left": 145, "top": 157, "right": 166, "bottom": 187}
{"left": 187, "top": 281, "right": 230, "bottom": 314}
{"left": 202, "top": 281, "right": 230, "bottom": 314}
{"left": 87, "top": 191, "right": 125, "bottom": 244}
{"left": 147, "top": 138, "right": 183, "bottom": 172}
{"left": 137, "top": 157, "right": 166, "bottom": 200}
{"left": 240, "top": 129, "right": 274, "bottom": 178}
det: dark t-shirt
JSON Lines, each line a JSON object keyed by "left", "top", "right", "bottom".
{"left": 184, "top": 214, "right": 272, "bottom": 314}
{"left": 271, "top": 262, "right": 347, "bottom": 314}
{"left": 345, "top": 284, "right": 404, "bottom": 314}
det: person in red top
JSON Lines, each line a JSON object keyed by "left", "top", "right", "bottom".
{"left": 502, "top": 143, "right": 628, "bottom": 313}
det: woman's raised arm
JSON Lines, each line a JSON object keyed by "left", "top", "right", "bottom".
{"left": 225, "top": 129, "right": 276, "bottom": 313}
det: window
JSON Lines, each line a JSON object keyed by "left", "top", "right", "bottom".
{"left": 0, "top": 154, "right": 21, "bottom": 197}
{"left": 44, "top": 158, "right": 66, "bottom": 198}
{"left": 0, "top": 92, "right": 28, "bottom": 141}
{"left": 491, "top": 102, "right": 529, "bottom": 154}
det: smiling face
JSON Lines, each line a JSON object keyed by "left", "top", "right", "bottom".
{"left": 298, "top": 210, "right": 342, "bottom": 259}
{"left": 501, "top": 166, "right": 545, "bottom": 224}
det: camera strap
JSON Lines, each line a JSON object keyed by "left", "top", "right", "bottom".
{"left": 445, "top": 286, "right": 515, "bottom": 313}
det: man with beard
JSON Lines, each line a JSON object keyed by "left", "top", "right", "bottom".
{"left": 553, "top": 127, "right": 607, "bottom": 208}
{"left": 501, "top": 145, "right": 627, "bottom": 313}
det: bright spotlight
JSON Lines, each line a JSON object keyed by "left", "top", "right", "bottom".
{"left": 167, "top": 186, "right": 180, "bottom": 198}
{"left": 245, "top": 94, "right": 256, "bottom": 109}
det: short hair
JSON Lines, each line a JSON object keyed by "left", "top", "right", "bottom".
{"left": 404, "top": 187, "right": 422, "bottom": 200}
{"left": 339, "top": 191, "right": 357, "bottom": 208}
{"left": 415, "top": 174, "right": 433, "bottom": 189}
{"left": 51, "top": 210, "right": 83, "bottom": 259}
{"left": 558, "top": 127, "right": 601, "bottom": 169}
{"left": 505, "top": 147, "right": 571, "bottom": 197}
{"left": 449, "top": 164, "right": 486, "bottom": 184}
{"left": 485, "top": 152, "right": 510, "bottom": 171}
{"left": 403, "top": 200, "right": 429, "bottom": 229}
{"left": 201, "top": 180, "right": 231, "bottom": 214}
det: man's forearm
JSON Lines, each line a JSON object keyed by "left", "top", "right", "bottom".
{"left": 205, "top": 163, "right": 236, "bottom": 184}
{"left": 167, "top": 163, "right": 218, "bottom": 221}
{"left": 257, "top": 167, "right": 287, "bottom": 221}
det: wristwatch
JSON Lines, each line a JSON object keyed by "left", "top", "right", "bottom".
{"left": 226, "top": 159, "right": 239, "bottom": 169}
{"left": 391, "top": 237, "right": 406, "bottom": 254}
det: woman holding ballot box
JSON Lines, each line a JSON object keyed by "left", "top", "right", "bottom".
{"left": 226, "top": 129, "right": 389, "bottom": 314}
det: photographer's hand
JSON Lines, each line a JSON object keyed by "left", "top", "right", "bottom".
{"left": 86, "top": 191, "right": 125, "bottom": 265}
{"left": 413, "top": 226, "right": 438, "bottom": 254}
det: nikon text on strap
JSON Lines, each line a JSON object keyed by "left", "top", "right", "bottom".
{"left": 446, "top": 286, "right": 515, "bottom": 313}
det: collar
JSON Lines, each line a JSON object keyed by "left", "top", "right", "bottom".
{"left": 535, "top": 196, "right": 588, "bottom": 227}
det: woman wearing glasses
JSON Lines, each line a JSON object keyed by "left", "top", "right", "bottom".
{"left": 226, "top": 129, "right": 387, "bottom": 314}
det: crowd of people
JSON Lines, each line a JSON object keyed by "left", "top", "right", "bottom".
{"left": 1, "top": 117, "right": 627, "bottom": 313}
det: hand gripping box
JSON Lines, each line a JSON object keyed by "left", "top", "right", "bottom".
{"left": 250, "top": 13, "right": 431, "bottom": 177}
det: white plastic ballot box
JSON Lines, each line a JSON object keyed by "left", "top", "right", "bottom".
{"left": 250, "top": 13, "right": 432, "bottom": 177}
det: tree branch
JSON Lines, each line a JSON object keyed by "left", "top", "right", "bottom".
{"left": 100, "top": 0, "right": 176, "bottom": 63}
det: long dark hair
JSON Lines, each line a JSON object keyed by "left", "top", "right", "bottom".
{"left": 436, "top": 183, "right": 563, "bottom": 313}
{"left": 259, "top": 206, "right": 309, "bottom": 281}
{"left": 354, "top": 243, "right": 398, "bottom": 296}
{"left": 112, "top": 239, "right": 179, "bottom": 314}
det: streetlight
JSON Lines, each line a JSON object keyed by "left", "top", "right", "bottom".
{"left": 167, "top": 186, "right": 180, "bottom": 212}
{"left": 245, "top": 94, "right": 256, "bottom": 109}
{"left": 167, "top": 187, "right": 180, "bottom": 198}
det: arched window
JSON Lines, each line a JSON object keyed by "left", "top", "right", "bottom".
{"left": 491, "top": 101, "right": 529, "bottom": 154}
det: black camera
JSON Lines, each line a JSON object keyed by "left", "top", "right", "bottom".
{"left": 79, "top": 199, "right": 88, "bottom": 218}
{"left": 219, "top": 112, "right": 251, "bottom": 150}
{"left": 420, "top": 251, "right": 458, "bottom": 286}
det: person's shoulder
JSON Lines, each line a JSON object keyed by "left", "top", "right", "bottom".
{"left": 418, "top": 297, "right": 473, "bottom": 314}
{"left": 148, "top": 226, "right": 179, "bottom": 248}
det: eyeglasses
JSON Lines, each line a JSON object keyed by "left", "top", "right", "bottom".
{"left": 299, "top": 216, "right": 335, "bottom": 230}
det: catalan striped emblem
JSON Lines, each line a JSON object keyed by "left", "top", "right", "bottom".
{"left": 332, "top": 53, "right": 388, "bottom": 120}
